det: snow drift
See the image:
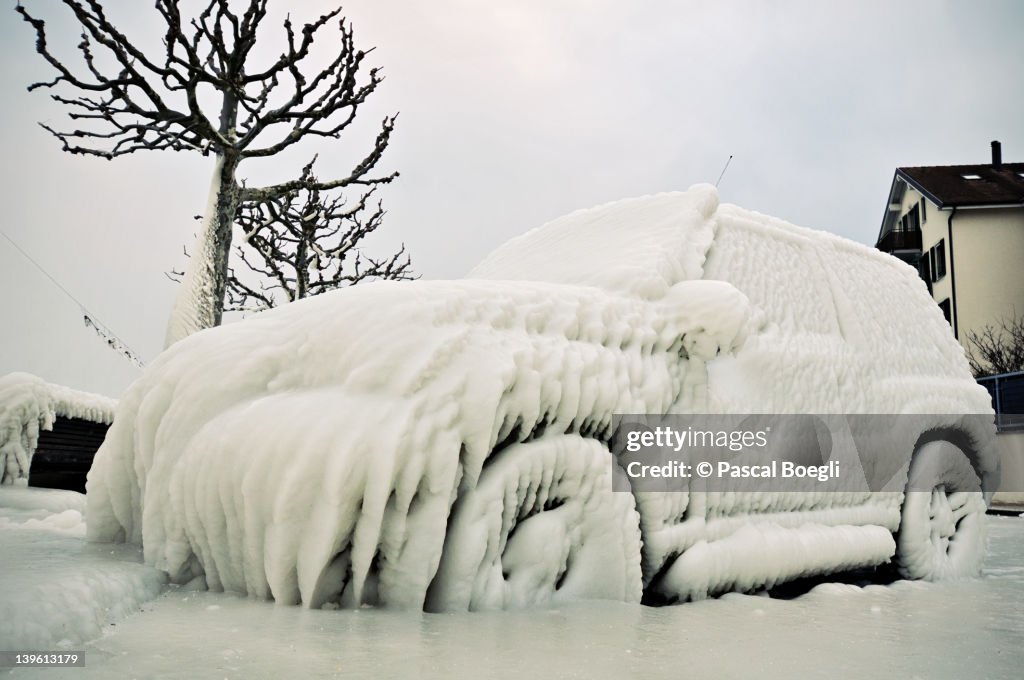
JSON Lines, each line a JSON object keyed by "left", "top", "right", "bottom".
{"left": 0, "top": 373, "right": 116, "bottom": 486}
{"left": 86, "top": 184, "right": 997, "bottom": 610}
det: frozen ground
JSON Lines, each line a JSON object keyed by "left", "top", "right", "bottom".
{"left": 2, "top": 489, "right": 1023, "bottom": 679}
{"left": 0, "top": 489, "right": 164, "bottom": 650}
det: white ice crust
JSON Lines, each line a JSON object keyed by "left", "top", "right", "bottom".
{"left": 0, "top": 488, "right": 164, "bottom": 648}
{"left": 86, "top": 185, "right": 997, "bottom": 609}
{"left": 0, "top": 373, "right": 117, "bottom": 486}
{"left": 164, "top": 156, "right": 226, "bottom": 347}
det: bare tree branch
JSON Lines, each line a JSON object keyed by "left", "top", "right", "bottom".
{"left": 241, "top": 117, "right": 398, "bottom": 203}
{"left": 967, "top": 312, "right": 1024, "bottom": 377}
{"left": 18, "top": 0, "right": 403, "bottom": 338}
{"left": 227, "top": 163, "right": 414, "bottom": 312}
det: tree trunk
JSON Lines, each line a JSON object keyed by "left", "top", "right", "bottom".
{"left": 164, "top": 91, "right": 240, "bottom": 348}
{"left": 164, "top": 154, "right": 240, "bottom": 347}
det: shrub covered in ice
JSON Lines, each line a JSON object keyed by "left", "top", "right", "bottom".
{"left": 0, "top": 373, "right": 116, "bottom": 486}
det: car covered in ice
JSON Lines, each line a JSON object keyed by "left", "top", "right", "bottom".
{"left": 86, "top": 185, "right": 998, "bottom": 611}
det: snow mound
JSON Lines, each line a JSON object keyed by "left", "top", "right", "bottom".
{"left": 0, "top": 485, "right": 87, "bottom": 514}
{"left": 87, "top": 185, "right": 995, "bottom": 610}
{"left": 0, "top": 373, "right": 117, "bottom": 486}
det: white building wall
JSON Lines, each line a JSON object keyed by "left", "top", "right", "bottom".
{"left": 890, "top": 179, "right": 1024, "bottom": 503}
{"left": 891, "top": 181, "right": 1024, "bottom": 356}
{"left": 945, "top": 208, "right": 1024, "bottom": 349}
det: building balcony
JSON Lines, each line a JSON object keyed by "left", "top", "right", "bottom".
{"left": 876, "top": 229, "right": 922, "bottom": 253}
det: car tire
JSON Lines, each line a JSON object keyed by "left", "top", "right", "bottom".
{"left": 425, "top": 435, "right": 643, "bottom": 611}
{"left": 896, "top": 440, "right": 986, "bottom": 581}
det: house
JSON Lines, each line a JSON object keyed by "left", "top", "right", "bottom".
{"left": 875, "top": 141, "right": 1024, "bottom": 348}
{"left": 876, "top": 143, "right": 1024, "bottom": 507}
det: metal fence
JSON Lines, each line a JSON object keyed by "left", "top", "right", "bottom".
{"left": 977, "top": 370, "right": 1024, "bottom": 432}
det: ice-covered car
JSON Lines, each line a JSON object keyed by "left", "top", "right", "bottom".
{"left": 86, "top": 185, "right": 998, "bottom": 611}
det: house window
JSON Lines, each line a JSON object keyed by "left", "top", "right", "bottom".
{"left": 929, "top": 239, "right": 947, "bottom": 282}
{"left": 920, "top": 199, "right": 927, "bottom": 223}
{"left": 918, "top": 255, "right": 932, "bottom": 294}
{"left": 934, "top": 240, "right": 946, "bottom": 279}
{"left": 938, "top": 298, "right": 951, "bottom": 324}
{"left": 899, "top": 204, "right": 921, "bottom": 232}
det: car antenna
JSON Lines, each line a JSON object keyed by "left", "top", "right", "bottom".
{"left": 715, "top": 155, "right": 734, "bottom": 188}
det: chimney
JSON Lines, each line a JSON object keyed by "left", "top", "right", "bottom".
{"left": 991, "top": 140, "right": 1002, "bottom": 166}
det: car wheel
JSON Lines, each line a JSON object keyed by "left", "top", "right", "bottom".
{"left": 425, "top": 435, "right": 642, "bottom": 611}
{"left": 896, "top": 440, "right": 986, "bottom": 580}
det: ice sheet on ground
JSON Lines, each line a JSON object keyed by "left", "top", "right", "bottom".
{"left": 0, "top": 488, "right": 165, "bottom": 649}
{"left": 10, "top": 516, "right": 1022, "bottom": 680}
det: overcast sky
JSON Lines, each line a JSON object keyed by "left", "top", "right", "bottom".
{"left": 1, "top": 0, "right": 1022, "bottom": 398}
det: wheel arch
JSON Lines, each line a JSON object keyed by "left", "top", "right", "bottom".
{"left": 911, "top": 425, "right": 1000, "bottom": 499}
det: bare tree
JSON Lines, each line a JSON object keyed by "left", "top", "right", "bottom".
{"left": 966, "top": 313, "right": 1024, "bottom": 377}
{"left": 226, "top": 161, "right": 413, "bottom": 312}
{"left": 17, "top": 0, "right": 397, "bottom": 346}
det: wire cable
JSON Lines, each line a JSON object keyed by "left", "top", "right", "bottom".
{"left": 0, "top": 228, "right": 146, "bottom": 367}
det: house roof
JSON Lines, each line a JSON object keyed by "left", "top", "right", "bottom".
{"left": 896, "top": 163, "right": 1024, "bottom": 208}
